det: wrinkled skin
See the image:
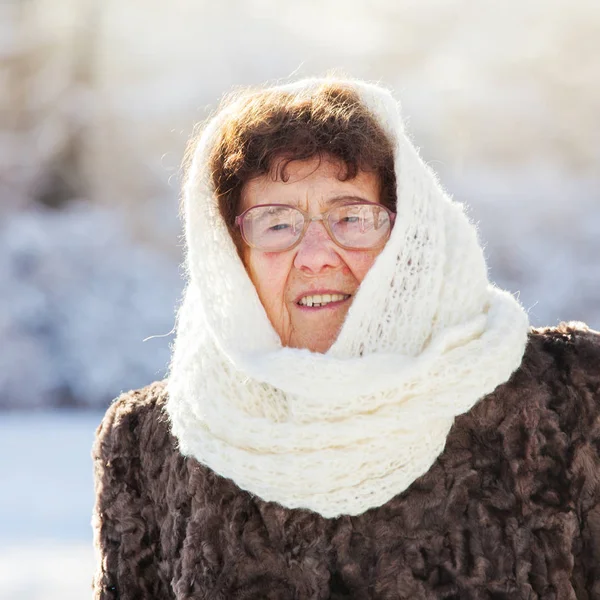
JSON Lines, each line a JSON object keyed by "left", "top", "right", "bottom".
{"left": 240, "top": 156, "right": 384, "bottom": 353}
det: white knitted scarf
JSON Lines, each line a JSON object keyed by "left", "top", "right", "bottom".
{"left": 166, "top": 78, "right": 529, "bottom": 518}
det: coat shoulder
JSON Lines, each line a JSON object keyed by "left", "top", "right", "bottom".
{"left": 528, "top": 320, "right": 600, "bottom": 361}
{"left": 92, "top": 381, "right": 179, "bottom": 598}
{"left": 92, "top": 380, "right": 172, "bottom": 466}
{"left": 503, "top": 321, "right": 599, "bottom": 390}
{"left": 491, "top": 321, "right": 600, "bottom": 469}
{"left": 523, "top": 321, "right": 600, "bottom": 411}
{"left": 454, "top": 321, "right": 600, "bottom": 458}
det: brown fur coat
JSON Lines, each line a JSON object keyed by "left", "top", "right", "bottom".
{"left": 92, "top": 324, "right": 600, "bottom": 599}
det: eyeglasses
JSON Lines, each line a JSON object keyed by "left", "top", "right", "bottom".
{"left": 235, "top": 201, "right": 396, "bottom": 252}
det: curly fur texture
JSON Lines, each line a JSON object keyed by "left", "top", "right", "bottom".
{"left": 92, "top": 324, "right": 600, "bottom": 599}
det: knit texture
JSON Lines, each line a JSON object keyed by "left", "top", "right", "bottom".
{"left": 92, "top": 324, "right": 600, "bottom": 599}
{"left": 166, "top": 78, "right": 529, "bottom": 517}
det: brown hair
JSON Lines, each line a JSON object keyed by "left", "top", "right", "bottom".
{"left": 189, "top": 81, "right": 396, "bottom": 239}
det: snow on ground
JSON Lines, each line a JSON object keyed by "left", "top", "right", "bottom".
{"left": 0, "top": 543, "right": 96, "bottom": 600}
{"left": 0, "top": 411, "right": 103, "bottom": 599}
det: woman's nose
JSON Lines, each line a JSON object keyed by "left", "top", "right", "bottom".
{"left": 293, "top": 220, "right": 342, "bottom": 273}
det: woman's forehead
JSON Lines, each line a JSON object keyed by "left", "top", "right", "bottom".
{"left": 240, "top": 157, "right": 381, "bottom": 210}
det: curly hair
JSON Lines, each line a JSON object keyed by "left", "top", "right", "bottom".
{"left": 188, "top": 81, "right": 397, "bottom": 240}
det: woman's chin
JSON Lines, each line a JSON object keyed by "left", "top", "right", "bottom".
{"left": 276, "top": 298, "right": 352, "bottom": 352}
{"left": 289, "top": 337, "right": 335, "bottom": 354}
{"left": 286, "top": 323, "right": 344, "bottom": 354}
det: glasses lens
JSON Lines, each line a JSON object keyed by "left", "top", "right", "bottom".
{"left": 328, "top": 204, "right": 392, "bottom": 248}
{"left": 242, "top": 205, "right": 304, "bottom": 250}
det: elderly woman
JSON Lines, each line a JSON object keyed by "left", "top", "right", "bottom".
{"left": 92, "top": 78, "right": 600, "bottom": 599}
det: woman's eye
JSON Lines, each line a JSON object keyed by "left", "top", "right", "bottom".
{"left": 341, "top": 216, "right": 359, "bottom": 223}
{"left": 269, "top": 223, "right": 290, "bottom": 231}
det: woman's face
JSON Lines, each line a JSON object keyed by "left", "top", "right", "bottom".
{"left": 239, "top": 156, "right": 385, "bottom": 353}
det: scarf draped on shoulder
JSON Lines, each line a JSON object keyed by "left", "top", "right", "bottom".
{"left": 166, "top": 78, "right": 529, "bottom": 518}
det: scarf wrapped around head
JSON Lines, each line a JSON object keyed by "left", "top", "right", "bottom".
{"left": 166, "top": 78, "right": 529, "bottom": 518}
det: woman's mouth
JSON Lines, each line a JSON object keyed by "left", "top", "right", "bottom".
{"left": 296, "top": 293, "right": 351, "bottom": 308}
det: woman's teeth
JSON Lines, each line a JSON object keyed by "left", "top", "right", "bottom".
{"left": 298, "top": 293, "right": 350, "bottom": 307}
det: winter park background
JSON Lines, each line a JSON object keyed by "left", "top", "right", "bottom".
{"left": 1, "top": 1, "right": 599, "bottom": 597}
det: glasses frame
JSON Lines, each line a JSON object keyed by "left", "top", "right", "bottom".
{"left": 235, "top": 201, "right": 396, "bottom": 252}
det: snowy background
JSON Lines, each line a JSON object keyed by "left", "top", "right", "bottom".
{"left": 1, "top": 0, "right": 599, "bottom": 597}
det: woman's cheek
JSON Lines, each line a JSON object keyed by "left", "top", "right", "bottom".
{"left": 344, "top": 249, "right": 381, "bottom": 283}
{"left": 248, "top": 251, "right": 292, "bottom": 308}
